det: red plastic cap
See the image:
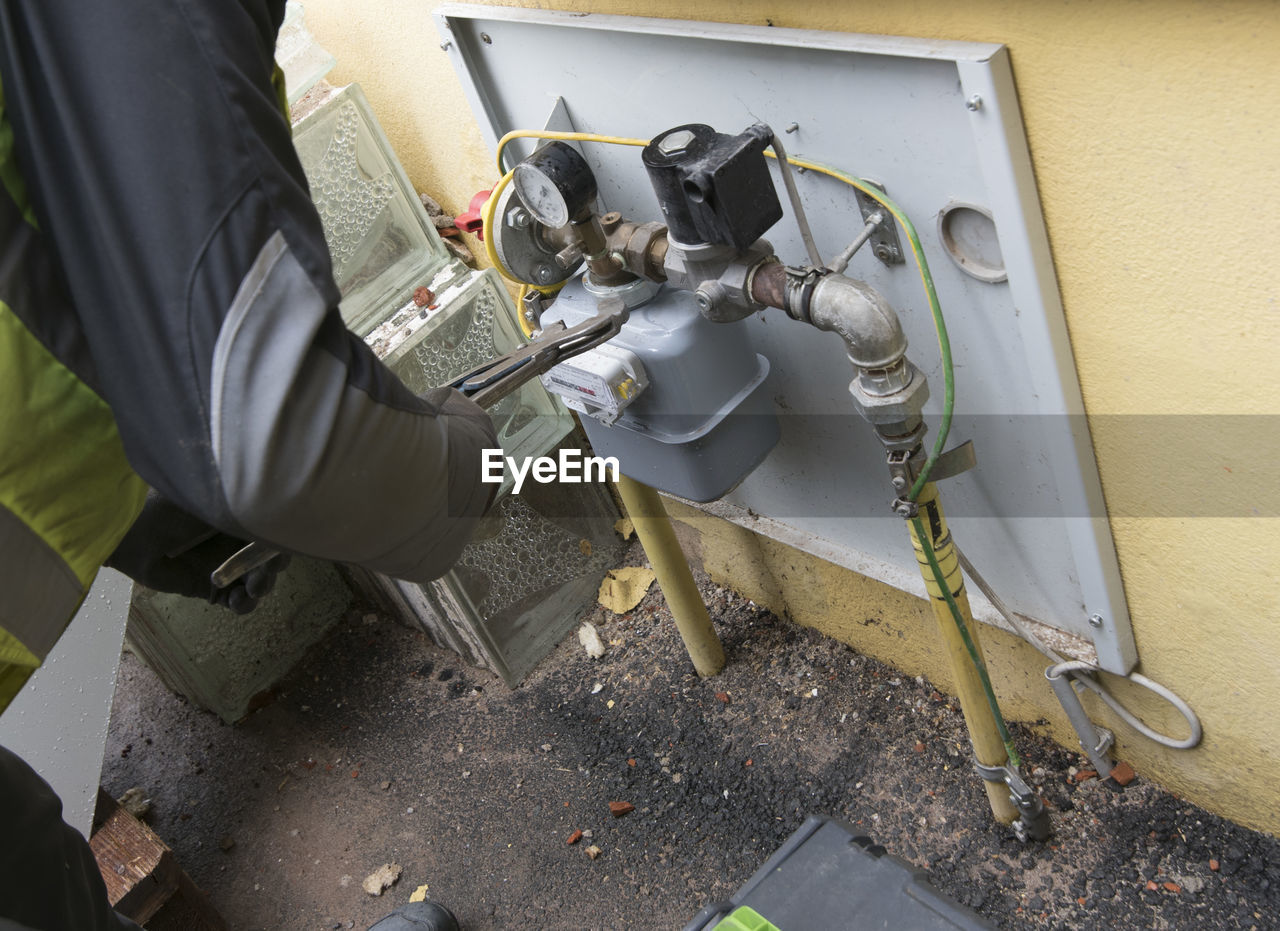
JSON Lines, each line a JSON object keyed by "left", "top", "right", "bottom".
{"left": 454, "top": 189, "right": 492, "bottom": 239}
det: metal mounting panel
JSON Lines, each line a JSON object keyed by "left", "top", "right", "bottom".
{"left": 435, "top": 5, "right": 1136, "bottom": 673}
{"left": 0, "top": 569, "right": 132, "bottom": 836}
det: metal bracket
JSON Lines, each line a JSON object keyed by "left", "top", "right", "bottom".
{"left": 886, "top": 448, "right": 921, "bottom": 493}
{"left": 1045, "top": 663, "right": 1116, "bottom": 781}
{"left": 521, "top": 287, "right": 548, "bottom": 328}
{"left": 886, "top": 439, "right": 977, "bottom": 493}
{"left": 973, "top": 758, "right": 1052, "bottom": 842}
{"left": 926, "top": 440, "right": 978, "bottom": 482}
{"left": 853, "top": 180, "right": 906, "bottom": 266}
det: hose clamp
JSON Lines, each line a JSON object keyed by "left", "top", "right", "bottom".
{"left": 783, "top": 264, "right": 831, "bottom": 324}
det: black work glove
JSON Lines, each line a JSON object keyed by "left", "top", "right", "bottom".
{"left": 423, "top": 385, "right": 502, "bottom": 515}
{"left": 105, "top": 491, "right": 290, "bottom": 614}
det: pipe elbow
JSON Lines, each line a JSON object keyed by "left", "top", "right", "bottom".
{"left": 808, "top": 274, "right": 907, "bottom": 370}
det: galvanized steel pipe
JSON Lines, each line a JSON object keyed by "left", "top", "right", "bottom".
{"left": 615, "top": 475, "right": 726, "bottom": 677}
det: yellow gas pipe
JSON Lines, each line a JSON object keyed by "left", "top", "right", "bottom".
{"left": 614, "top": 475, "right": 726, "bottom": 678}
{"left": 906, "top": 482, "right": 1021, "bottom": 825}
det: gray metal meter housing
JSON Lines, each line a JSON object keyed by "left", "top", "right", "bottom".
{"left": 542, "top": 275, "right": 779, "bottom": 502}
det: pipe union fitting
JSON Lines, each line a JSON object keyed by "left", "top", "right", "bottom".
{"left": 855, "top": 358, "right": 914, "bottom": 397}
{"left": 849, "top": 359, "right": 930, "bottom": 433}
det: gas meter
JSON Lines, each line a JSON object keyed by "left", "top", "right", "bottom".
{"left": 490, "top": 120, "right": 930, "bottom": 503}
{"left": 495, "top": 126, "right": 788, "bottom": 502}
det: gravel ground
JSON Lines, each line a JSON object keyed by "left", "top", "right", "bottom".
{"left": 103, "top": 543, "right": 1279, "bottom": 930}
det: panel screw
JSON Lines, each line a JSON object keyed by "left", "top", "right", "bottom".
{"left": 1088, "top": 613, "right": 1104, "bottom": 628}
{"left": 891, "top": 476, "right": 907, "bottom": 490}
{"left": 534, "top": 264, "right": 557, "bottom": 284}
{"left": 439, "top": 41, "right": 453, "bottom": 52}
{"left": 873, "top": 243, "right": 897, "bottom": 262}
{"left": 966, "top": 94, "right": 983, "bottom": 111}
{"left": 480, "top": 33, "right": 492, "bottom": 45}
{"left": 784, "top": 122, "right": 800, "bottom": 134}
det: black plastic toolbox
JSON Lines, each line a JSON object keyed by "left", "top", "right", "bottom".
{"left": 683, "top": 815, "right": 995, "bottom": 930}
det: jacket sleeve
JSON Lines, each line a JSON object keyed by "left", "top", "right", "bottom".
{"left": 0, "top": 0, "right": 496, "bottom": 582}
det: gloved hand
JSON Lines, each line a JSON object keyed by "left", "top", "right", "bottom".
{"left": 105, "top": 491, "right": 290, "bottom": 614}
{"left": 422, "top": 385, "right": 502, "bottom": 515}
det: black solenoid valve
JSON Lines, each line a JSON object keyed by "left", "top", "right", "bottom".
{"left": 641, "top": 123, "right": 783, "bottom": 250}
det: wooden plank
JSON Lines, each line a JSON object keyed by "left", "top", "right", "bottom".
{"left": 91, "top": 790, "right": 227, "bottom": 930}
{"left": 91, "top": 791, "right": 179, "bottom": 924}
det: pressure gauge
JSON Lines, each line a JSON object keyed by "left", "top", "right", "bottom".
{"left": 511, "top": 141, "right": 598, "bottom": 229}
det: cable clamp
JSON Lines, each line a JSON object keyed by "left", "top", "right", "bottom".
{"left": 886, "top": 442, "right": 977, "bottom": 487}
{"left": 886, "top": 448, "right": 920, "bottom": 489}
{"left": 521, "top": 288, "right": 548, "bottom": 328}
{"left": 973, "top": 758, "right": 1052, "bottom": 843}
{"left": 891, "top": 497, "right": 919, "bottom": 519}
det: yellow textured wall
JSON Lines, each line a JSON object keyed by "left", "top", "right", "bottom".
{"left": 300, "top": 1, "right": 1280, "bottom": 833}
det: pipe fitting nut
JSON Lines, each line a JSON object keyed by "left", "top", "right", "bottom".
{"left": 622, "top": 221, "right": 669, "bottom": 282}
{"left": 710, "top": 244, "right": 775, "bottom": 322}
{"left": 663, "top": 238, "right": 739, "bottom": 294}
{"left": 856, "top": 358, "right": 914, "bottom": 397}
{"left": 695, "top": 281, "right": 729, "bottom": 315}
{"left": 849, "top": 359, "right": 930, "bottom": 434}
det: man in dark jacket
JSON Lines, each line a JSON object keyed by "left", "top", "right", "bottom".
{"left": 0, "top": 1, "right": 492, "bottom": 927}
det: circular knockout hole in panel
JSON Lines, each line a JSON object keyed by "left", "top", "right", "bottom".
{"left": 938, "top": 202, "right": 1006, "bottom": 283}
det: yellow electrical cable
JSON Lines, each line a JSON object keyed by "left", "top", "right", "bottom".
{"left": 479, "top": 168, "right": 560, "bottom": 339}
{"left": 486, "top": 128, "right": 1024, "bottom": 821}
{"left": 480, "top": 168, "right": 516, "bottom": 280}
{"left": 767, "top": 154, "right": 934, "bottom": 323}
{"left": 485, "top": 130, "right": 942, "bottom": 375}
{"left": 494, "top": 129, "right": 647, "bottom": 175}
{"left": 774, "top": 152, "right": 954, "bottom": 495}
{"left": 515, "top": 283, "right": 532, "bottom": 338}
